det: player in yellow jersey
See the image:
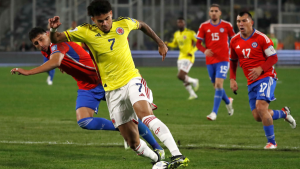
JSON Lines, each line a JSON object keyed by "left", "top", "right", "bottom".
{"left": 165, "top": 17, "right": 199, "bottom": 100}
{"left": 48, "top": 0, "right": 189, "bottom": 168}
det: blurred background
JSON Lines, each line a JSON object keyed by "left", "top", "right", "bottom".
{"left": 0, "top": 0, "right": 299, "bottom": 66}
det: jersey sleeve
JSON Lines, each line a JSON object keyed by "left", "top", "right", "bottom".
{"left": 228, "top": 23, "right": 235, "bottom": 38}
{"left": 167, "top": 32, "right": 178, "bottom": 48}
{"left": 125, "top": 18, "right": 140, "bottom": 32}
{"left": 190, "top": 31, "right": 198, "bottom": 53}
{"left": 64, "top": 25, "right": 88, "bottom": 43}
{"left": 261, "top": 37, "right": 276, "bottom": 57}
{"left": 230, "top": 41, "right": 238, "bottom": 60}
{"left": 196, "top": 24, "right": 205, "bottom": 40}
{"left": 50, "top": 43, "right": 69, "bottom": 56}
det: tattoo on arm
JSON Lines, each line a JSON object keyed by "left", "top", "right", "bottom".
{"left": 138, "top": 21, "right": 163, "bottom": 46}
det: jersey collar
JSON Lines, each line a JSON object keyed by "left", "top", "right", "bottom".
{"left": 240, "top": 28, "right": 256, "bottom": 41}
{"left": 210, "top": 19, "right": 222, "bottom": 27}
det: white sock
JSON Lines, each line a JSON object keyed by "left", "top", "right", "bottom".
{"left": 184, "top": 75, "right": 197, "bottom": 85}
{"left": 142, "top": 115, "right": 182, "bottom": 156}
{"left": 134, "top": 139, "right": 158, "bottom": 162}
{"left": 185, "top": 84, "right": 196, "bottom": 96}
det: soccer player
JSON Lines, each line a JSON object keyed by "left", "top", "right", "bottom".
{"left": 165, "top": 17, "right": 199, "bottom": 100}
{"left": 196, "top": 4, "right": 235, "bottom": 121}
{"left": 48, "top": 0, "right": 189, "bottom": 168}
{"left": 230, "top": 11, "right": 296, "bottom": 149}
{"left": 10, "top": 27, "right": 165, "bottom": 157}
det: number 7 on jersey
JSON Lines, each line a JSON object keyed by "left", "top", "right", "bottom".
{"left": 108, "top": 38, "right": 115, "bottom": 50}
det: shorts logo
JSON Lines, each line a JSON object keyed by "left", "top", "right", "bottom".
{"left": 51, "top": 45, "right": 57, "bottom": 51}
{"left": 139, "top": 93, "right": 145, "bottom": 97}
{"left": 112, "top": 118, "right": 115, "bottom": 124}
{"left": 116, "top": 27, "right": 124, "bottom": 35}
{"left": 252, "top": 42, "right": 258, "bottom": 48}
{"left": 220, "top": 28, "right": 224, "bottom": 33}
{"left": 183, "top": 35, "right": 187, "bottom": 39}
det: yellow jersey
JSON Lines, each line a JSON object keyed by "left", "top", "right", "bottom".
{"left": 64, "top": 17, "right": 141, "bottom": 91}
{"left": 167, "top": 28, "right": 198, "bottom": 63}
{"left": 67, "top": 27, "right": 83, "bottom": 47}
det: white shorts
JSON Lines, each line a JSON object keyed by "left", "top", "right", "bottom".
{"left": 106, "top": 77, "right": 154, "bottom": 128}
{"left": 177, "top": 59, "right": 193, "bottom": 73}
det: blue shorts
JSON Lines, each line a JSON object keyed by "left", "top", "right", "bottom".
{"left": 248, "top": 77, "right": 277, "bottom": 111}
{"left": 76, "top": 84, "right": 106, "bottom": 113}
{"left": 207, "top": 61, "right": 229, "bottom": 83}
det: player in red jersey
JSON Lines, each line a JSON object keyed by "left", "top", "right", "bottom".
{"left": 230, "top": 12, "right": 296, "bottom": 149}
{"left": 10, "top": 27, "right": 165, "bottom": 156}
{"left": 196, "top": 4, "right": 235, "bottom": 121}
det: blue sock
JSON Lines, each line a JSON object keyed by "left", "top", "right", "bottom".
{"left": 272, "top": 110, "right": 287, "bottom": 120}
{"left": 212, "top": 89, "right": 223, "bottom": 114}
{"left": 222, "top": 89, "right": 230, "bottom": 105}
{"left": 263, "top": 125, "right": 276, "bottom": 145}
{"left": 48, "top": 69, "right": 55, "bottom": 81}
{"left": 77, "top": 117, "right": 117, "bottom": 130}
{"left": 138, "top": 119, "right": 163, "bottom": 150}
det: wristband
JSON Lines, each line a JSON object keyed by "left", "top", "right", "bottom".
{"left": 50, "top": 28, "right": 57, "bottom": 32}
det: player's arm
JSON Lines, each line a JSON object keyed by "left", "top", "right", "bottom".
{"left": 138, "top": 20, "right": 167, "bottom": 61}
{"left": 165, "top": 33, "right": 178, "bottom": 48}
{"left": 188, "top": 31, "right": 198, "bottom": 55}
{"left": 11, "top": 53, "right": 64, "bottom": 76}
{"left": 48, "top": 16, "right": 68, "bottom": 43}
{"left": 195, "top": 25, "right": 213, "bottom": 56}
{"left": 229, "top": 44, "right": 239, "bottom": 93}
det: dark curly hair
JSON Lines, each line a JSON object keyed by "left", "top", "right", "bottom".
{"left": 29, "top": 27, "right": 46, "bottom": 41}
{"left": 87, "top": 0, "right": 112, "bottom": 17}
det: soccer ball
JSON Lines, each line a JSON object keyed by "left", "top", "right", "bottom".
{"left": 152, "top": 161, "right": 169, "bottom": 169}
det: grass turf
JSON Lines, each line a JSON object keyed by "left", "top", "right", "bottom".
{"left": 0, "top": 67, "right": 299, "bottom": 169}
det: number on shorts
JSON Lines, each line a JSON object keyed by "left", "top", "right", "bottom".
{"left": 136, "top": 83, "right": 142, "bottom": 92}
{"left": 220, "top": 65, "right": 228, "bottom": 73}
{"left": 259, "top": 83, "right": 268, "bottom": 92}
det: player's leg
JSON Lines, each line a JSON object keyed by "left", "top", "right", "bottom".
{"left": 130, "top": 77, "right": 189, "bottom": 167}
{"left": 177, "top": 59, "right": 198, "bottom": 100}
{"left": 106, "top": 87, "right": 160, "bottom": 162}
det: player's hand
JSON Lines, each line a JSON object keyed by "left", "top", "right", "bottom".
{"left": 230, "top": 79, "right": 238, "bottom": 92}
{"left": 158, "top": 43, "right": 168, "bottom": 61}
{"left": 187, "top": 53, "right": 192, "bottom": 57}
{"left": 48, "top": 16, "right": 62, "bottom": 29}
{"left": 248, "top": 66, "right": 263, "bottom": 81}
{"left": 10, "top": 68, "right": 31, "bottom": 76}
{"left": 204, "top": 49, "right": 214, "bottom": 57}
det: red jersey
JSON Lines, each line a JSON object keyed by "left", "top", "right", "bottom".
{"left": 41, "top": 42, "right": 101, "bottom": 90}
{"left": 196, "top": 19, "right": 235, "bottom": 65}
{"left": 230, "top": 29, "right": 277, "bottom": 85}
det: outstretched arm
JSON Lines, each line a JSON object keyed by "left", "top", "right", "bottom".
{"left": 48, "top": 16, "right": 68, "bottom": 44}
{"left": 11, "top": 53, "right": 64, "bottom": 76}
{"left": 138, "top": 21, "right": 167, "bottom": 61}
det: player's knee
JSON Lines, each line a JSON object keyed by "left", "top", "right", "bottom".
{"left": 127, "top": 138, "right": 140, "bottom": 149}
{"left": 177, "top": 74, "right": 185, "bottom": 81}
{"left": 214, "top": 82, "right": 223, "bottom": 89}
{"left": 77, "top": 117, "right": 92, "bottom": 129}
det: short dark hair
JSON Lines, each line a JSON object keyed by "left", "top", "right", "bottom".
{"left": 238, "top": 11, "right": 253, "bottom": 20}
{"left": 87, "top": 0, "right": 112, "bottom": 17}
{"left": 210, "top": 4, "right": 221, "bottom": 11}
{"left": 177, "top": 17, "right": 185, "bottom": 21}
{"left": 29, "top": 27, "right": 46, "bottom": 41}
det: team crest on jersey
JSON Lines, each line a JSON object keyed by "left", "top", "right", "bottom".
{"left": 252, "top": 42, "right": 258, "bottom": 48}
{"left": 183, "top": 35, "right": 187, "bottom": 39}
{"left": 116, "top": 27, "right": 124, "bottom": 35}
{"left": 51, "top": 45, "right": 57, "bottom": 51}
{"left": 220, "top": 28, "right": 224, "bottom": 33}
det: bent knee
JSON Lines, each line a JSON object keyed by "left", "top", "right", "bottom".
{"left": 177, "top": 74, "right": 185, "bottom": 81}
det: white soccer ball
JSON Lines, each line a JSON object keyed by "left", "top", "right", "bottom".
{"left": 152, "top": 161, "right": 169, "bottom": 169}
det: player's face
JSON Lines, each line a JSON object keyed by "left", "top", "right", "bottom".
{"left": 92, "top": 10, "right": 113, "bottom": 33}
{"left": 236, "top": 14, "right": 253, "bottom": 34}
{"left": 31, "top": 33, "right": 50, "bottom": 52}
{"left": 177, "top": 19, "right": 185, "bottom": 30}
{"left": 209, "top": 7, "right": 221, "bottom": 21}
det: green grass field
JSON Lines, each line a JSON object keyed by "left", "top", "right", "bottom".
{"left": 0, "top": 66, "right": 299, "bottom": 169}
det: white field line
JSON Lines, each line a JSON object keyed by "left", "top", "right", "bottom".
{"left": 0, "top": 140, "right": 299, "bottom": 150}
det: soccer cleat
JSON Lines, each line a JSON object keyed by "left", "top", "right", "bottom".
{"left": 167, "top": 155, "right": 190, "bottom": 169}
{"left": 155, "top": 149, "right": 165, "bottom": 160}
{"left": 193, "top": 79, "right": 199, "bottom": 92}
{"left": 225, "top": 97, "right": 234, "bottom": 116}
{"left": 188, "top": 94, "right": 198, "bottom": 100}
{"left": 282, "top": 107, "right": 296, "bottom": 129}
{"left": 46, "top": 76, "right": 53, "bottom": 85}
{"left": 264, "top": 142, "right": 277, "bottom": 149}
{"left": 207, "top": 112, "right": 217, "bottom": 121}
